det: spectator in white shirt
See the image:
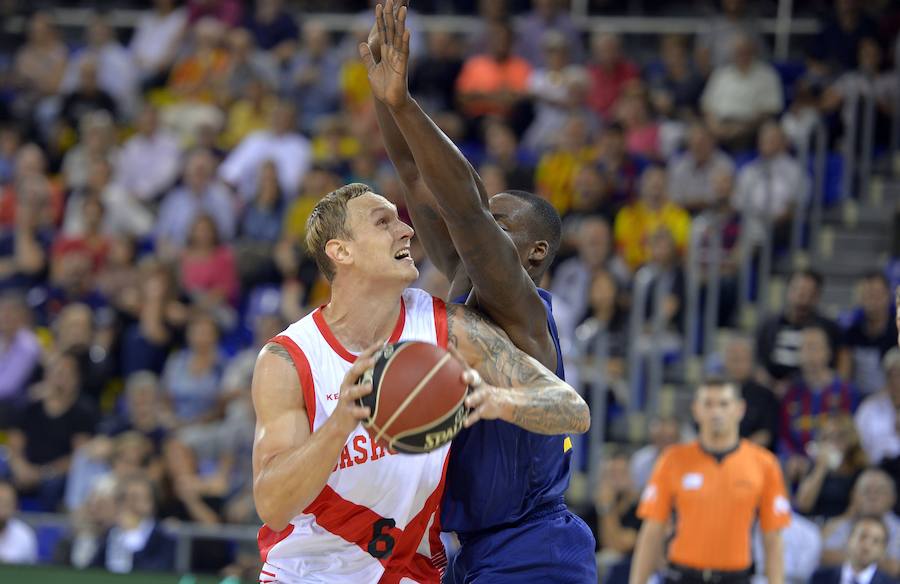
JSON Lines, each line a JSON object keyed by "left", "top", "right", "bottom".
{"left": 701, "top": 33, "right": 784, "bottom": 150}
{"left": 156, "top": 148, "right": 236, "bottom": 259}
{"left": 129, "top": 0, "right": 188, "bottom": 86}
{"left": 219, "top": 100, "right": 311, "bottom": 202}
{"left": 61, "top": 15, "right": 138, "bottom": 118}
{"left": 667, "top": 123, "right": 735, "bottom": 214}
{"left": 64, "top": 158, "right": 154, "bottom": 240}
{"left": 733, "top": 121, "right": 805, "bottom": 247}
{"left": 812, "top": 517, "right": 895, "bottom": 584}
{"left": 0, "top": 481, "right": 38, "bottom": 565}
{"left": 821, "top": 469, "right": 900, "bottom": 578}
{"left": 115, "top": 105, "right": 181, "bottom": 202}
{"left": 855, "top": 348, "right": 900, "bottom": 465}
{"left": 752, "top": 510, "right": 821, "bottom": 584}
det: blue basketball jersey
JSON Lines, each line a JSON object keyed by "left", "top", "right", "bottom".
{"left": 441, "top": 288, "right": 573, "bottom": 535}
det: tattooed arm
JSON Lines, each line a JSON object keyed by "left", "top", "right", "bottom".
{"left": 447, "top": 304, "right": 590, "bottom": 435}
{"left": 252, "top": 343, "right": 378, "bottom": 531}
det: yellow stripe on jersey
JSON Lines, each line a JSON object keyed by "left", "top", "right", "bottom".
{"left": 563, "top": 436, "right": 572, "bottom": 453}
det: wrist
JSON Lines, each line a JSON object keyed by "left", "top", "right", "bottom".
{"left": 497, "top": 388, "right": 518, "bottom": 424}
{"left": 388, "top": 94, "right": 416, "bottom": 113}
{"left": 323, "top": 413, "right": 357, "bottom": 441}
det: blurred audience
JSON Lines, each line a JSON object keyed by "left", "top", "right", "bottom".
{"left": 812, "top": 516, "right": 894, "bottom": 584}
{"left": 667, "top": 124, "right": 735, "bottom": 214}
{"left": 780, "top": 325, "right": 860, "bottom": 460}
{"left": 90, "top": 476, "right": 175, "bottom": 573}
{"left": 733, "top": 121, "right": 805, "bottom": 248}
{"left": 6, "top": 350, "right": 97, "bottom": 510}
{"left": 0, "top": 293, "right": 41, "bottom": 427}
{"left": 854, "top": 348, "right": 900, "bottom": 466}
{"left": 701, "top": 33, "right": 783, "bottom": 150}
{"left": 613, "top": 165, "right": 690, "bottom": 272}
{"left": 756, "top": 269, "right": 843, "bottom": 388}
{"left": 839, "top": 271, "right": 898, "bottom": 395}
{"left": 0, "top": 481, "right": 37, "bottom": 565}
{"left": 820, "top": 469, "right": 900, "bottom": 577}
{"left": 792, "top": 414, "right": 868, "bottom": 520}
{"left": 587, "top": 33, "right": 639, "bottom": 120}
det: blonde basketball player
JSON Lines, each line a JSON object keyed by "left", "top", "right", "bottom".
{"left": 250, "top": 184, "right": 590, "bottom": 583}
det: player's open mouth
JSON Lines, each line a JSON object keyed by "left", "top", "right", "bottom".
{"left": 394, "top": 249, "right": 411, "bottom": 261}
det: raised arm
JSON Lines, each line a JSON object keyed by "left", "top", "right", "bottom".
{"left": 447, "top": 303, "right": 589, "bottom": 435}
{"left": 251, "top": 343, "right": 376, "bottom": 531}
{"left": 361, "top": 0, "right": 557, "bottom": 370}
{"left": 366, "top": 8, "right": 461, "bottom": 279}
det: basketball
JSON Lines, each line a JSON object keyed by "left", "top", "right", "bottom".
{"left": 357, "top": 341, "right": 469, "bottom": 454}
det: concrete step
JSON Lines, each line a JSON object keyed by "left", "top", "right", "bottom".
{"left": 822, "top": 196, "right": 895, "bottom": 229}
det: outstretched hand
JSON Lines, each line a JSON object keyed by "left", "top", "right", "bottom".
{"left": 366, "top": 0, "right": 410, "bottom": 64}
{"left": 359, "top": 0, "right": 411, "bottom": 108}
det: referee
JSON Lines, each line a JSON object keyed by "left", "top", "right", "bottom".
{"left": 629, "top": 378, "right": 791, "bottom": 584}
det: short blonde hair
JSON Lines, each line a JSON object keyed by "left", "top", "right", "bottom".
{"left": 306, "top": 183, "right": 371, "bottom": 281}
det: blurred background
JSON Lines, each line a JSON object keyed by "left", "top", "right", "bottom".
{"left": 0, "top": 0, "right": 899, "bottom": 582}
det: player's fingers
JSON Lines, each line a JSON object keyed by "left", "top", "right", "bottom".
{"left": 464, "top": 408, "right": 482, "bottom": 428}
{"left": 358, "top": 43, "right": 375, "bottom": 71}
{"left": 396, "top": 5, "right": 407, "bottom": 47}
{"left": 464, "top": 388, "right": 485, "bottom": 410}
{"left": 376, "top": 3, "right": 387, "bottom": 47}
{"left": 383, "top": 0, "right": 395, "bottom": 48}
{"left": 402, "top": 29, "right": 411, "bottom": 57}
{"left": 461, "top": 369, "right": 481, "bottom": 388}
{"left": 352, "top": 405, "right": 372, "bottom": 420}
{"left": 345, "top": 381, "right": 373, "bottom": 401}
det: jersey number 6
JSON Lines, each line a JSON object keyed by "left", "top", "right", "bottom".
{"left": 368, "top": 518, "right": 396, "bottom": 559}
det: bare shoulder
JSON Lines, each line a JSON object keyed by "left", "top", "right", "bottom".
{"left": 252, "top": 342, "right": 304, "bottom": 411}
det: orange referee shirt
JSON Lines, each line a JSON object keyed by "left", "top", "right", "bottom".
{"left": 637, "top": 440, "right": 791, "bottom": 571}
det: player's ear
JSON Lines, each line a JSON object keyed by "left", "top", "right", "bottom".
{"left": 326, "top": 239, "right": 352, "bottom": 268}
{"left": 528, "top": 240, "right": 549, "bottom": 265}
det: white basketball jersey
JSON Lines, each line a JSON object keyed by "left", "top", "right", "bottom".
{"left": 258, "top": 288, "right": 450, "bottom": 584}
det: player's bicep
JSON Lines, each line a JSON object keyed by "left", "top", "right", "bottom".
{"left": 447, "top": 304, "right": 559, "bottom": 391}
{"left": 251, "top": 346, "right": 310, "bottom": 482}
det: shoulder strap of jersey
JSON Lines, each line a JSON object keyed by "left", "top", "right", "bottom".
{"left": 268, "top": 335, "right": 316, "bottom": 432}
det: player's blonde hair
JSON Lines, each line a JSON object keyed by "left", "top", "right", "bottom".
{"left": 306, "top": 183, "right": 371, "bottom": 281}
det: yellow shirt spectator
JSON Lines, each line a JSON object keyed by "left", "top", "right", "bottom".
{"left": 535, "top": 146, "right": 597, "bottom": 215}
{"left": 220, "top": 95, "right": 277, "bottom": 149}
{"left": 614, "top": 166, "right": 691, "bottom": 270}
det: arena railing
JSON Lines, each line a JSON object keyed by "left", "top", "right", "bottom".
{"left": 17, "top": 512, "right": 259, "bottom": 575}
{"left": 570, "top": 312, "right": 614, "bottom": 485}
{"left": 626, "top": 264, "right": 667, "bottom": 419}
{"left": 683, "top": 214, "right": 723, "bottom": 378}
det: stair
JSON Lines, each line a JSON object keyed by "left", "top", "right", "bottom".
{"left": 811, "top": 178, "right": 897, "bottom": 315}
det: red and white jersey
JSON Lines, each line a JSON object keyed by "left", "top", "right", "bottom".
{"left": 258, "top": 288, "right": 450, "bottom": 584}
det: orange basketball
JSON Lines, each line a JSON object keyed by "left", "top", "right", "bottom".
{"left": 357, "top": 341, "right": 469, "bottom": 454}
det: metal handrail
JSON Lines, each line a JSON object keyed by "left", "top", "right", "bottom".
{"left": 627, "top": 264, "right": 665, "bottom": 415}
{"left": 859, "top": 86, "right": 877, "bottom": 203}
{"left": 841, "top": 90, "right": 861, "bottom": 201}
{"left": 893, "top": 40, "right": 900, "bottom": 174}
{"left": 808, "top": 120, "right": 828, "bottom": 261}
{"left": 572, "top": 318, "right": 611, "bottom": 492}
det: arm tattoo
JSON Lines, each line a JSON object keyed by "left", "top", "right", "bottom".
{"left": 263, "top": 342, "right": 294, "bottom": 365}
{"left": 447, "top": 304, "right": 589, "bottom": 435}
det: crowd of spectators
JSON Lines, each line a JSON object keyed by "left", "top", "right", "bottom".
{"left": 0, "top": 0, "right": 898, "bottom": 581}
